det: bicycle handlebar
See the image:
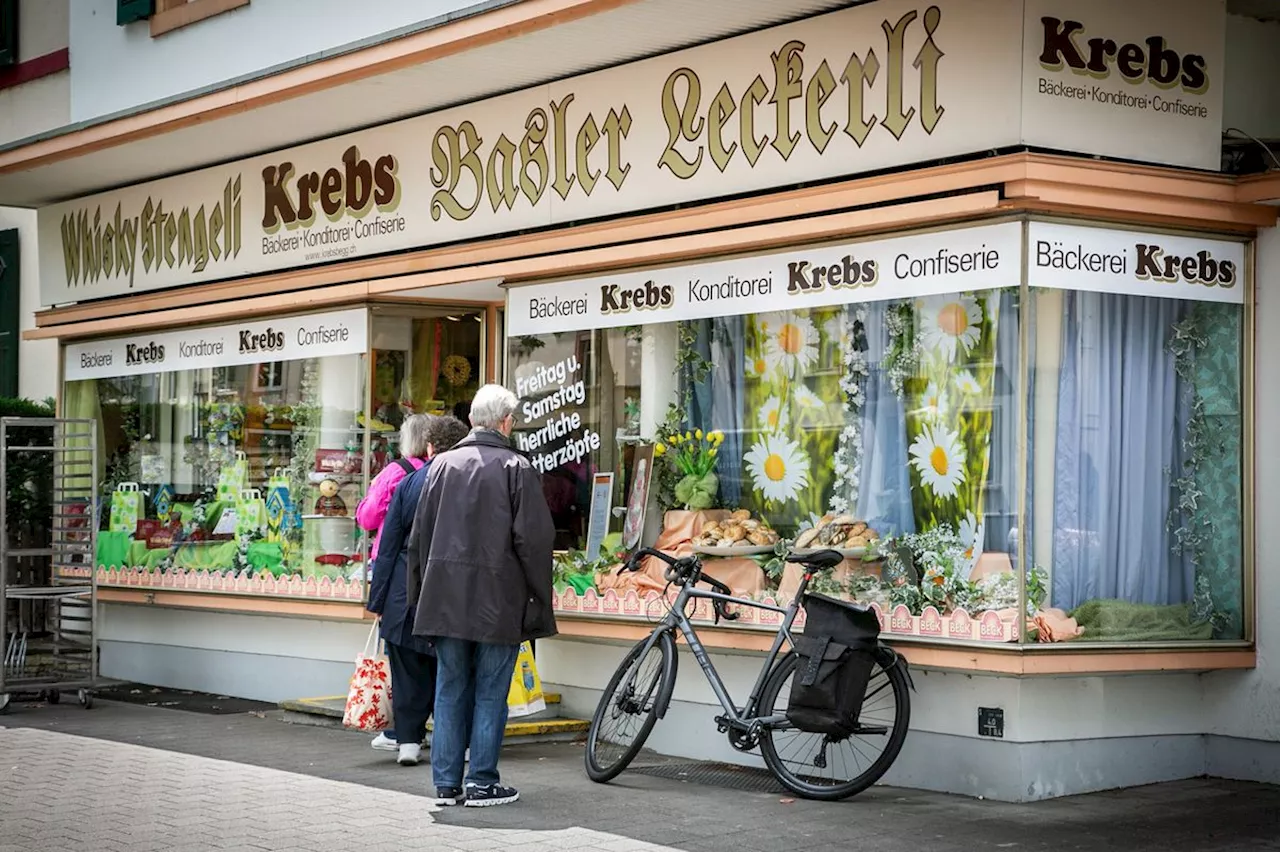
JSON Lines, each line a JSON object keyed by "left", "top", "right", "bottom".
{"left": 618, "top": 547, "right": 740, "bottom": 623}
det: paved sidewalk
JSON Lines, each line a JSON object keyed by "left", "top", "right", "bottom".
{"left": 1, "top": 699, "right": 1279, "bottom": 852}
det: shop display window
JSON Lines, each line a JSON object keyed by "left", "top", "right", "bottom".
{"left": 62, "top": 305, "right": 488, "bottom": 601}
{"left": 1024, "top": 292, "right": 1245, "bottom": 642}
{"left": 65, "top": 354, "right": 370, "bottom": 598}
{"left": 512, "top": 250, "right": 1247, "bottom": 646}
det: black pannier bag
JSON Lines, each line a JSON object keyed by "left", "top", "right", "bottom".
{"left": 786, "top": 592, "right": 881, "bottom": 737}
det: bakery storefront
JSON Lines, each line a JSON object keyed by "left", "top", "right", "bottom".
{"left": 24, "top": 0, "right": 1271, "bottom": 800}
{"left": 509, "top": 219, "right": 1251, "bottom": 651}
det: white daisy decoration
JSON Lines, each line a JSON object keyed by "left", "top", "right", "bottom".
{"left": 954, "top": 370, "right": 982, "bottom": 395}
{"left": 823, "top": 315, "right": 850, "bottom": 350}
{"left": 757, "top": 396, "right": 789, "bottom": 432}
{"left": 919, "top": 296, "right": 981, "bottom": 363}
{"left": 745, "top": 353, "right": 770, "bottom": 381}
{"left": 761, "top": 311, "right": 820, "bottom": 379}
{"left": 917, "top": 380, "right": 949, "bottom": 421}
{"left": 793, "top": 384, "right": 826, "bottom": 413}
{"left": 908, "top": 423, "right": 967, "bottom": 498}
{"left": 958, "top": 511, "right": 984, "bottom": 576}
{"left": 744, "top": 433, "right": 811, "bottom": 504}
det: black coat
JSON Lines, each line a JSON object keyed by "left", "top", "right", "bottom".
{"left": 407, "top": 429, "right": 557, "bottom": 645}
{"left": 366, "top": 460, "right": 434, "bottom": 655}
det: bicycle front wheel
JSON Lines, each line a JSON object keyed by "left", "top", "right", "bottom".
{"left": 758, "top": 649, "right": 911, "bottom": 801}
{"left": 584, "top": 630, "right": 677, "bottom": 783}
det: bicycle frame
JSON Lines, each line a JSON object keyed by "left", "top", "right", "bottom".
{"left": 627, "top": 569, "right": 816, "bottom": 733}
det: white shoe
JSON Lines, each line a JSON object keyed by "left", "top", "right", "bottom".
{"left": 371, "top": 732, "right": 397, "bottom": 752}
{"left": 397, "top": 743, "right": 422, "bottom": 766}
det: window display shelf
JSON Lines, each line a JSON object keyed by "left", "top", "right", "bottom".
{"left": 553, "top": 616, "right": 1256, "bottom": 676}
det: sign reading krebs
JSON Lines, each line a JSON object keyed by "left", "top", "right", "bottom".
{"left": 63, "top": 307, "right": 369, "bottom": 381}
{"left": 1028, "top": 222, "right": 1245, "bottom": 304}
{"left": 506, "top": 222, "right": 1024, "bottom": 336}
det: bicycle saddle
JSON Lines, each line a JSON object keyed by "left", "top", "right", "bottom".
{"left": 786, "top": 549, "right": 844, "bottom": 570}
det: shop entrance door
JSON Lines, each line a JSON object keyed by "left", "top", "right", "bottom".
{"left": 367, "top": 306, "right": 486, "bottom": 444}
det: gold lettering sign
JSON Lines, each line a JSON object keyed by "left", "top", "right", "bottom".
{"left": 58, "top": 177, "right": 243, "bottom": 289}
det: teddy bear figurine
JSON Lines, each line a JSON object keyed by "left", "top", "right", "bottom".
{"left": 314, "top": 477, "right": 348, "bottom": 517}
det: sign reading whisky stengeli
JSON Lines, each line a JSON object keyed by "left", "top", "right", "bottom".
{"left": 36, "top": 0, "right": 1224, "bottom": 307}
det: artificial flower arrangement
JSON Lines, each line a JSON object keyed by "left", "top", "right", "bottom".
{"left": 879, "top": 524, "right": 1047, "bottom": 617}
{"left": 653, "top": 427, "right": 725, "bottom": 511}
{"left": 554, "top": 541, "right": 628, "bottom": 594}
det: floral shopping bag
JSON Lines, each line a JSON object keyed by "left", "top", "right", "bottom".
{"left": 236, "top": 488, "right": 268, "bottom": 539}
{"left": 343, "top": 622, "right": 394, "bottom": 732}
{"left": 108, "top": 482, "right": 145, "bottom": 533}
{"left": 507, "top": 641, "right": 546, "bottom": 718}
{"left": 216, "top": 451, "right": 250, "bottom": 503}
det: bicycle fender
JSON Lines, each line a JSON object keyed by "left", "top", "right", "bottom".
{"left": 874, "top": 644, "right": 916, "bottom": 693}
{"left": 655, "top": 631, "right": 679, "bottom": 719}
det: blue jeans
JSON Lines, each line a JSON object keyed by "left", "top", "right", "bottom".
{"left": 432, "top": 637, "right": 518, "bottom": 789}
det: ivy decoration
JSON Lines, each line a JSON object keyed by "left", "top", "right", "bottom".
{"left": 654, "top": 321, "right": 715, "bottom": 512}
{"left": 1166, "top": 306, "right": 1228, "bottom": 633}
{"left": 830, "top": 305, "right": 869, "bottom": 515}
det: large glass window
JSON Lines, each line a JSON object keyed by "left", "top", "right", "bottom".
{"left": 513, "top": 226, "right": 1248, "bottom": 647}
{"left": 1024, "top": 292, "right": 1245, "bottom": 642}
{"left": 67, "top": 354, "right": 368, "bottom": 598}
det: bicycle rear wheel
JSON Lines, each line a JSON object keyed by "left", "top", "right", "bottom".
{"left": 758, "top": 649, "right": 910, "bottom": 801}
{"left": 585, "top": 630, "right": 677, "bottom": 783}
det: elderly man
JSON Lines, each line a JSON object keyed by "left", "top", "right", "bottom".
{"left": 407, "top": 384, "right": 557, "bottom": 808}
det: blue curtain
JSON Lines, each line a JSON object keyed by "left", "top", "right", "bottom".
{"left": 985, "top": 290, "right": 1022, "bottom": 556}
{"left": 1051, "top": 292, "right": 1192, "bottom": 610}
{"left": 855, "top": 302, "right": 915, "bottom": 537}
{"left": 685, "top": 317, "right": 747, "bottom": 507}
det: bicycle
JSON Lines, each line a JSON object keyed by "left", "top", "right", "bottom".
{"left": 584, "top": 546, "right": 913, "bottom": 801}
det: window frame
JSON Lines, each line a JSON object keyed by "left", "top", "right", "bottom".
{"left": 150, "top": 0, "right": 249, "bottom": 38}
{"left": 0, "top": 0, "right": 17, "bottom": 67}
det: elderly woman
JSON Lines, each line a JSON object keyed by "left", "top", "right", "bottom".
{"left": 356, "top": 413, "right": 432, "bottom": 753}
{"left": 365, "top": 414, "right": 471, "bottom": 766}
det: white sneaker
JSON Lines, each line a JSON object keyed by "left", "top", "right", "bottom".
{"left": 371, "top": 732, "right": 397, "bottom": 752}
{"left": 397, "top": 743, "right": 422, "bottom": 766}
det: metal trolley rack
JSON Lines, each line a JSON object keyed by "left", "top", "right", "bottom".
{"left": 0, "top": 418, "right": 99, "bottom": 712}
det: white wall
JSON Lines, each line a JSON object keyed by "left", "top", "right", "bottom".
{"left": 0, "top": 0, "right": 69, "bottom": 146}
{"left": 69, "top": 0, "right": 506, "bottom": 122}
{"left": 0, "top": 206, "right": 57, "bottom": 402}
{"left": 1202, "top": 224, "right": 1280, "bottom": 759}
{"left": 1223, "top": 14, "right": 1280, "bottom": 140}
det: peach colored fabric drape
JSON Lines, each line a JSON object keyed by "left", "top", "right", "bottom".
{"left": 598, "top": 510, "right": 767, "bottom": 598}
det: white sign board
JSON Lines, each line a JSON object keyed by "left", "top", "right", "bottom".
{"left": 63, "top": 307, "right": 369, "bottom": 381}
{"left": 505, "top": 222, "right": 1024, "bottom": 336}
{"left": 1028, "top": 222, "right": 1246, "bottom": 303}
{"left": 37, "top": 0, "right": 1026, "bottom": 307}
{"left": 1021, "top": 0, "right": 1226, "bottom": 170}
{"left": 36, "top": 0, "right": 1229, "bottom": 308}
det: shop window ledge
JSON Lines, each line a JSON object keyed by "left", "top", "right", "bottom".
{"left": 98, "top": 587, "right": 370, "bottom": 620}
{"left": 554, "top": 616, "right": 1256, "bottom": 676}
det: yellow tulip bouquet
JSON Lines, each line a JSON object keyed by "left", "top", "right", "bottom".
{"left": 654, "top": 428, "right": 725, "bottom": 511}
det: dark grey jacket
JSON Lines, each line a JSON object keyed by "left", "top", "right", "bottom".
{"left": 406, "top": 429, "right": 557, "bottom": 645}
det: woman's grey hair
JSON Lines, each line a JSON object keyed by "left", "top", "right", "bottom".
{"left": 425, "top": 416, "right": 470, "bottom": 454}
{"left": 469, "top": 384, "right": 519, "bottom": 430}
{"left": 399, "top": 413, "right": 434, "bottom": 459}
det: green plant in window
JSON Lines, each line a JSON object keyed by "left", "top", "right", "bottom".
{"left": 653, "top": 429, "right": 722, "bottom": 510}
{"left": 653, "top": 321, "right": 715, "bottom": 512}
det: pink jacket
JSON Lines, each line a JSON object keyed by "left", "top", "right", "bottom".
{"left": 356, "top": 457, "right": 426, "bottom": 562}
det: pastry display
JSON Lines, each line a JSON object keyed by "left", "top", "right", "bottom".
{"left": 693, "top": 511, "right": 781, "bottom": 554}
{"left": 792, "top": 514, "right": 880, "bottom": 554}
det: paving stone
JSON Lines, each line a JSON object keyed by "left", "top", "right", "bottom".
{"left": 3, "top": 702, "right": 1280, "bottom": 852}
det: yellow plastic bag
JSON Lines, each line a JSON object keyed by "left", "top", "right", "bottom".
{"left": 507, "top": 641, "right": 546, "bottom": 718}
